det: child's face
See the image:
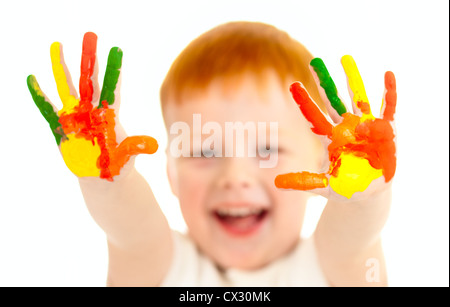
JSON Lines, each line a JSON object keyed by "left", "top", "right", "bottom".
{"left": 165, "top": 71, "right": 323, "bottom": 270}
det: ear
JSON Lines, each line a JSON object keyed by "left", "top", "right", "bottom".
{"left": 166, "top": 151, "right": 179, "bottom": 198}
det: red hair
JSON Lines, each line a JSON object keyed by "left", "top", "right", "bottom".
{"left": 160, "top": 21, "right": 325, "bottom": 113}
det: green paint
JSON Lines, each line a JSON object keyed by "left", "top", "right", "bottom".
{"left": 27, "top": 75, "right": 66, "bottom": 145}
{"left": 310, "top": 58, "right": 347, "bottom": 116}
{"left": 99, "top": 47, "right": 123, "bottom": 107}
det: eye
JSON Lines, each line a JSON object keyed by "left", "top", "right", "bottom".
{"left": 276, "top": 147, "right": 285, "bottom": 154}
{"left": 258, "top": 145, "right": 283, "bottom": 160}
{"left": 189, "top": 148, "right": 220, "bottom": 168}
{"left": 191, "top": 148, "right": 217, "bottom": 158}
{"left": 201, "top": 149, "right": 216, "bottom": 158}
{"left": 259, "top": 145, "right": 282, "bottom": 154}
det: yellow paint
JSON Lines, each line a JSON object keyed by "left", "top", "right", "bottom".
{"left": 360, "top": 113, "right": 375, "bottom": 122}
{"left": 341, "top": 55, "right": 375, "bottom": 122}
{"left": 329, "top": 152, "right": 383, "bottom": 199}
{"left": 29, "top": 76, "right": 44, "bottom": 96}
{"left": 50, "top": 42, "right": 79, "bottom": 115}
{"left": 60, "top": 134, "right": 101, "bottom": 177}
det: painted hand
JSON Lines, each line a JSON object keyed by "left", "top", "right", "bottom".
{"left": 275, "top": 55, "right": 397, "bottom": 200}
{"left": 27, "top": 32, "right": 158, "bottom": 181}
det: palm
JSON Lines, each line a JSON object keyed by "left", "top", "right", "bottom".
{"left": 275, "top": 55, "right": 397, "bottom": 200}
{"left": 27, "top": 32, "right": 158, "bottom": 181}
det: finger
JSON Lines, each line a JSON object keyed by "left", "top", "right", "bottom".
{"left": 341, "top": 55, "right": 375, "bottom": 122}
{"left": 309, "top": 58, "right": 347, "bottom": 123}
{"left": 92, "top": 51, "right": 100, "bottom": 103}
{"left": 290, "top": 82, "right": 333, "bottom": 138}
{"left": 27, "top": 75, "right": 66, "bottom": 145}
{"left": 50, "top": 42, "right": 79, "bottom": 114}
{"left": 275, "top": 172, "right": 328, "bottom": 190}
{"left": 115, "top": 135, "right": 159, "bottom": 168}
{"left": 79, "top": 32, "right": 98, "bottom": 105}
{"left": 381, "top": 71, "right": 397, "bottom": 121}
{"left": 99, "top": 47, "right": 123, "bottom": 109}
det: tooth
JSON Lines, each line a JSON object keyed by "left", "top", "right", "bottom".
{"left": 230, "top": 207, "right": 250, "bottom": 217}
{"left": 217, "top": 208, "right": 228, "bottom": 216}
{"left": 216, "top": 207, "right": 266, "bottom": 217}
{"left": 241, "top": 208, "right": 253, "bottom": 216}
{"left": 251, "top": 208, "right": 262, "bottom": 215}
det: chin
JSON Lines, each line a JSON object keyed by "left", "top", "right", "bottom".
{"left": 215, "top": 235, "right": 301, "bottom": 271}
{"left": 211, "top": 246, "right": 275, "bottom": 271}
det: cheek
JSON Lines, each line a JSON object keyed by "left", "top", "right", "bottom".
{"left": 259, "top": 167, "right": 309, "bottom": 211}
{"left": 176, "top": 165, "right": 213, "bottom": 221}
{"left": 277, "top": 142, "right": 323, "bottom": 173}
{"left": 274, "top": 190, "right": 308, "bottom": 237}
{"left": 262, "top": 169, "right": 308, "bottom": 227}
{"left": 272, "top": 183, "right": 309, "bottom": 212}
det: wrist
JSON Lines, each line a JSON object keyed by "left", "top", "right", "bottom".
{"left": 78, "top": 159, "right": 137, "bottom": 191}
{"left": 327, "top": 180, "right": 393, "bottom": 208}
{"left": 319, "top": 183, "right": 392, "bottom": 251}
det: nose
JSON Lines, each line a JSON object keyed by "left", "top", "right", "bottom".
{"left": 216, "top": 157, "right": 257, "bottom": 190}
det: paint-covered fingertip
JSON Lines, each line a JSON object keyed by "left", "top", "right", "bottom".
{"left": 289, "top": 81, "right": 310, "bottom": 106}
{"left": 27, "top": 75, "right": 37, "bottom": 92}
{"left": 109, "top": 46, "right": 123, "bottom": 56}
{"left": 289, "top": 81, "right": 304, "bottom": 94}
{"left": 107, "top": 47, "right": 123, "bottom": 69}
{"left": 310, "top": 57, "right": 325, "bottom": 69}
{"left": 341, "top": 54, "right": 354, "bottom": 63}
{"left": 384, "top": 71, "right": 396, "bottom": 89}
{"left": 50, "top": 41, "right": 61, "bottom": 52}
{"left": 274, "top": 174, "right": 286, "bottom": 189}
{"left": 382, "top": 71, "right": 397, "bottom": 122}
{"left": 26, "top": 74, "right": 36, "bottom": 84}
{"left": 143, "top": 137, "right": 159, "bottom": 155}
{"left": 50, "top": 42, "right": 62, "bottom": 62}
{"left": 82, "top": 32, "right": 98, "bottom": 54}
{"left": 83, "top": 32, "right": 98, "bottom": 40}
{"left": 26, "top": 74, "right": 41, "bottom": 93}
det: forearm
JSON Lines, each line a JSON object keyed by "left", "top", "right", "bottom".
{"left": 314, "top": 185, "right": 392, "bottom": 286}
{"left": 79, "top": 167, "right": 171, "bottom": 249}
{"left": 79, "top": 166, "right": 173, "bottom": 286}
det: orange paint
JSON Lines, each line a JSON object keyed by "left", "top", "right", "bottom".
{"left": 356, "top": 100, "right": 371, "bottom": 114}
{"left": 28, "top": 32, "right": 158, "bottom": 181}
{"left": 382, "top": 71, "right": 397, "bottom": 121}
{"left": 275, "top": 172, "right": 328, "bottom": 190}
{"left": 58, "top": 100, "right": 158, "bottom": 181}
{"left": 276, "top": 58, "right": 397, "bottom": 197}
{"left": 327, "top": 114, "right": 396, "bottom": 182}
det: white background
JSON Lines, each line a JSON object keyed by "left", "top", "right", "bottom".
{"left": 0, "top": 0, "right": 448, "bottom": 286}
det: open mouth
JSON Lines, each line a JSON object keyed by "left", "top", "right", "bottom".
{"left": 213, "top": 207, "right": 269, "bottom": 236}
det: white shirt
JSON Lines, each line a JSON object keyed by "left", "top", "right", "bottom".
{"left": 160, "top": 231, "right": 329, "bottom": 286}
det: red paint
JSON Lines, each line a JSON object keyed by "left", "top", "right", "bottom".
{"left": 277, "top": 71, "right": 397, "bottom": 191}
{"left": 59, "top": 100, "right": 158, "bottom": 180}
{"left": 57, "top": 32, "right": 158, "bottom": 180}
{"left": 290, "top": 82, "right": 333, "bottom": 137}
{"left": 356, "top": 100, "right": 371, "bottom": 114}
{"left": 327, "top": 114, "right": 396, "bottom": 182}
{"left": 79, "top": 32, "right": 97, "bottom": 104}
{"left": 362, "top": 119, "right": 396, "bottom": 181}
{"left": 383, "top": 71, "right": 397, "bottom": 121}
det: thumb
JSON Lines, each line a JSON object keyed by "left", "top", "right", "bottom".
{"left": 115, "top": 135, "right": 158, "bottom": 168}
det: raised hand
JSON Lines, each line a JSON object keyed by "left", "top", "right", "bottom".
{"left": 27, "top": 32, "right": 158, "bottom": 181}
{"left": 275, "top": 55, "right": 397, "bottom": 200}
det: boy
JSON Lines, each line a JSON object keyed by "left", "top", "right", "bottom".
{"left": 27, "top": 21, "right": 397, "bottom": 286}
